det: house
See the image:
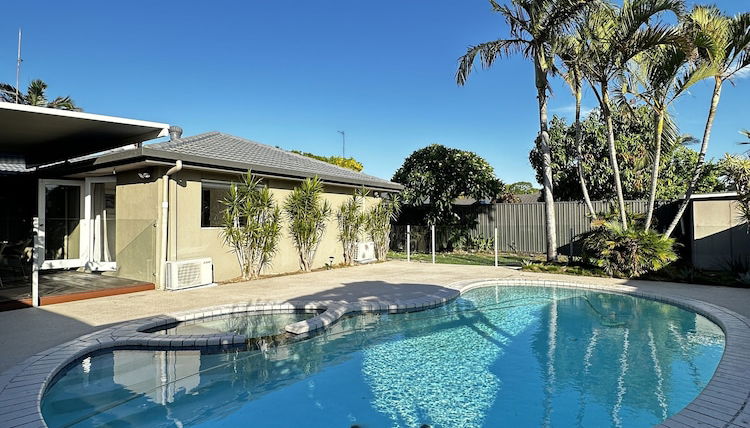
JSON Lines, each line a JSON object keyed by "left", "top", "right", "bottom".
{"left": 0, "top": 103, "right": 401, "bottom": 306}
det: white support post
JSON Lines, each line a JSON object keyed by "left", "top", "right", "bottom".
{"left": 431, "top": 224, "right": 436, "bottom": 264}
{"left": 494, "top": 227, "right": 498, "bottom": 267}
{"left": 406, "top": 225, "right": 411, "bottom": 262}
{"left": 32, "top": 217, "right": 40, "bottom": 307}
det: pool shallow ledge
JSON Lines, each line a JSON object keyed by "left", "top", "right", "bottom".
{"left": 2, "top": 279, "right": 750, "bottom": 428}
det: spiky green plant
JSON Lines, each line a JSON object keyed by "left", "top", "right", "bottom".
{"left": 221, "top": 171, "right": 282, "bottom": 280}
{"left": 365, "top": 197, "right": 400, "bottom": 261}
{"left": 583, "top": 220, "right": 678, "bottom": 278}
{"left": 284, "top": 176, "right": 332, "bottom": 271}
{"left": 337, "top": 188, "right": 368, "bottom": 266}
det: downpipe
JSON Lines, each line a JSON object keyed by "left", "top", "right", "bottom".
{"left": 159, "top": 160, "right": 183, "bottom": 289}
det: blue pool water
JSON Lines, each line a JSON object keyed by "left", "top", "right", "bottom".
{"left": 42, "top": 286, "right": 725, "bottom": 428}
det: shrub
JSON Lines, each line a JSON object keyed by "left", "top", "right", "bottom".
{"left": 366, "top": 197, "right": 400, "bottom": 261}
{"left": 337, "top": 188, "right": 368, "bottom": 266}
{"left": 221, "top": 172, "right": 282, "bottom": 280}
{"left": 284, "top": 176, "right": 331, "bottom": 271}
{"left": 582, "top": 220, "right": 678, "bottom": 278}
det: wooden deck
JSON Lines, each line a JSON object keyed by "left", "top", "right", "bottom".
{"left": 0, "top": 270, "right": 154, "bottom": 311}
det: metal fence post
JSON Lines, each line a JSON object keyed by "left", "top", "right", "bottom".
{"left": 494, "top": 227, "right": 498, "bottom": 267}
{"left": 406, "top": 225, "right": 411, "bottom": 262}
{"left": 431, "top": 224, "right": 435, "bottom": 264}
{"left": 32, "top": 216, "right": 40, "bottom": 307}
{"left": 569, "top": 227, "right": 574, "bottom": 261}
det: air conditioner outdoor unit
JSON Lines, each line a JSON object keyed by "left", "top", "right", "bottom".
{"left": 165, "top": 258, "right": 214, "bottom": 291}
{"left": 355, "top": 241, "right": 376, "bottom": 263}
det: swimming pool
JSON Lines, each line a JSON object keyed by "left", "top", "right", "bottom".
{"left": 41, "top": 285, "right": 725, "bottom": 427}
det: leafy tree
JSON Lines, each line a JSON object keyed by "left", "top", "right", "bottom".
{"left": 665, "top": 7, "right": 750, "bottom": 236}
{"left": 392, "top": 144, "right": 507, "bottom": 225}
{"left": 291, "top": 150, "right": 364, "bottom": 172}
{"left": 529, "top": 107, "right": 725, "bottom": 202}
{"left": 337, "top": 188, "right": 368, "bottom": 266}
{"left": 365, "top": 197, "right": 400, "bottom": 261}
{"left": 456, "top": 0, "right": 596, "bottom": 262}
{"left": 577, "top": 0, "right": 683, "bottom": 229}
{"left": 0, "top": 79, "right": 80, "bottom": 111}
{"left": 720, "top": 154, "right": 750, "bottom": 224}
{"left": 284, "top": 176, "right": 332, "bottom": 272}
{"left": 221, "top": 172, "right": 282, "bottom": 280}
{"left": 507, "top": 181, "right": 538, "bottom": 195}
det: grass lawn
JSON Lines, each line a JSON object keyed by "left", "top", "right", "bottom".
{"left": 388, "top": 251, "right": 534, "bottom": 266}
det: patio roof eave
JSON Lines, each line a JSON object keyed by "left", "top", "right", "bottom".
{"left": 0, "top": 103, "right": 169, "bottom": 167}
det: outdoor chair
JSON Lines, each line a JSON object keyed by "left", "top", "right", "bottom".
{"left": 0, "top": 238, "right": 32, "bottom": 287}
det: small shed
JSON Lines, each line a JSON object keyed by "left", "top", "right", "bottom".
{"left": 687, "top": 192, "right": 750, "bottom": 271}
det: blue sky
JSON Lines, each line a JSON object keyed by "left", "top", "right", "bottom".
{"left": 2, "top": 1, "right": 748, "bottom": 185}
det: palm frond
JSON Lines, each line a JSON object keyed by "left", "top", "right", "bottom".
{"left": 456, "top": 38, "right": 530, "bottom": 85}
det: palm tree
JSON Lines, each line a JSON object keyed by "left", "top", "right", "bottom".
{"left": 0, "top": 79, "right": 80, "bottom": 111}
{"left": 558, "top": 31, "right": 597, "bottom": 219}
{"left": 456, "top": 0, "right": 595, "bottom": 262}
{"left": 665, "top": 7, "right": 750, "bottom": 237}
{"left": 621, "top": 44, "right": 713, "bottom": 230}
{"left": 578, "top": 0, "right": 682, "bottom": 230}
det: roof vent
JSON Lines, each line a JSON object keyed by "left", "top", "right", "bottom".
{"left": 168, "top": 125, "right": 183, "bottom": 141}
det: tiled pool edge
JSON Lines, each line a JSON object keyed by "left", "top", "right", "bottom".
{"left": 1, "top": 279, "right": 748, "bottom": 428}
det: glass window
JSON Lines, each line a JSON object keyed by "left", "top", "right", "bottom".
{"left": 201, "top": 182, "right": 231, "bottom": 227}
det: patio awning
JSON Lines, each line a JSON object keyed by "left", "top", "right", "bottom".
{"left": 0, "top": 103, "right": 169, "bottom": 168}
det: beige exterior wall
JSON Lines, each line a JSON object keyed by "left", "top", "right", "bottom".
{"left": 165, "top": 170, "right": 384, "bottom": 283}
{"left": 692, "top": 199, "right": 750, "bottom": 270}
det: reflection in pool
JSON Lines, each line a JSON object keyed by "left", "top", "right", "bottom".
{"left": 42, "top": 286, "right": 724, "bottom": 427}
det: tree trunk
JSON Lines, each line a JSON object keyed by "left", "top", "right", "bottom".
{"left": 575, "top": 87, "right": 597, "bottom": 219}
{"left": 535, "top": 57, "right": 558, "bottom": 262}
{"left": 665, "top": 77, "right": 723, "bottom": 237}
{"left": 601, "top": 81, "right": 628, "bottom": 229}
{"left": 644, "top": 109, "right": 665, "bottom": 231}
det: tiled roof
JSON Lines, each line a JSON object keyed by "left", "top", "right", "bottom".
{"left": 0, "top": 156, "right": 28, "bottom": 173}
{"left": 146, "top": 132, "right": 401, "bottom": 190}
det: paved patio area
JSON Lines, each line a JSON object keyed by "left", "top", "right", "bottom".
{"left": 1, "top": 260, "right": 749, "bottom": 374}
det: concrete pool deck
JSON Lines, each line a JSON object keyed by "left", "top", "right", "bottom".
{"left": 1, "top": 261, "right": 750, "bottom": 427}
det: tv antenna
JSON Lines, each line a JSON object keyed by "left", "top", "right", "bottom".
{"left": 15, "top": 28, "right": 22, "bottom": 103}
{"left": 337, "top": 130, "right": 346, "bottom": 158}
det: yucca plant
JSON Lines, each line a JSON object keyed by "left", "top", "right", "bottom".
{"left": 365, "top": 197, "right": 400, "bottom": 261}
{"left": 284, "top": 176, "right": 332, "bottom": 271}
{"left": 337, "top": 188, "right": 368, "bottom": 266}
{"left": 583, "top": 220, "right": 678, "bottom": 278}
{"left": 221, "top": 171, "right": 282, "bottom": 280}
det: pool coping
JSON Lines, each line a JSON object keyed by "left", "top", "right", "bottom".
{"left": 1, "top": 279, "right": 748, "bottom": 428}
